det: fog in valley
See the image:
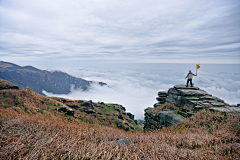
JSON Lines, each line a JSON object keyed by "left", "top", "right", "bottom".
{"left": 43, "top": 63, "right": 240, "bottom": 119}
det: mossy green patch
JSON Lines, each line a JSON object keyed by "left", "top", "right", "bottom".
{"left": 131, "top": 120, "right": 143, "bottom": 132}
{"left": 99, "top": 104, "right": 122, "bottom": 116}
{"left": 174, "top": 110, "right": 179, "bottom": 114}
{"left": 44, "top": 101, "right": 52, "bottom": 106}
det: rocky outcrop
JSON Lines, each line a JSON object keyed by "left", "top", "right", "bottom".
{"left": 155, "top": 85, "right": 240, "bottom": 114}
{"left": 144, "top": 109, "right": 186, "bottom": 131}
{"left": 144, "top": 84, "right": 240, "bottom": 131}
{"left": 54, "top": 97, "right": 137, "bottom": 131}
{"left": 81, "top": 101, "right": 94, "bottom": 109}
{"left": 107, "top": 139, "right": 133, "bottom": 145}
{"left": 58, "top": 107, "right": 74, "bottom": 116}
{"left": 127, "top": 112, "right": 134, "bottom": 120}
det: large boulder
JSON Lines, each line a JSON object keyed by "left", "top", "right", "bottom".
{"left": 156, "top": 109, "right": 186, "bottom": 127}
{"left": 144, "top": 109, "right": 186, "bottom": 131}
{"left": 81, "top": 102, "right": 94, "bottom": 109}
{"left": 107, "top": 139, "right": 133, "bottom": 145}
{"left": 58, "top": 107, "right": 74, "bottom": 116}
{"left": 67, "top": 104, "right": 79, "bottom": 109}
{"left": 118, "top": 114, "right": 123, "bottom": 120}
{"left": 127, "top": 112, "right": 134, "bottom": 120}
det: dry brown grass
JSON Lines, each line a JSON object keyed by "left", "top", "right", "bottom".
{"left": 0, "top": 87, "right": 137, "bottom": 132}
{"left": 0, "top": 105, "right": 239, "bottom": 159}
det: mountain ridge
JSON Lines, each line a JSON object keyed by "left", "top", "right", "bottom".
{"left": 0, "top": 61, "right": 107, "bottom": 95}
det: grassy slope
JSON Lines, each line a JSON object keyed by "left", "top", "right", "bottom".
{"left": 0, "top": 78, "right": 138, "bottom": 131}
{"left": 0, "top": 80, "right": 239, "bottom": 159}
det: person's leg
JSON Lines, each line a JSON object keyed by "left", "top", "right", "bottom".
{"left": 186, "top": 79, "right": 189, "bottom": 87}
{"left": 190, "top": 79, "right": 193, "bottom": 87}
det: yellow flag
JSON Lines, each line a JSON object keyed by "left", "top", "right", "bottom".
{"left": 196, "top": 64, "right": 201, "bottom": 69}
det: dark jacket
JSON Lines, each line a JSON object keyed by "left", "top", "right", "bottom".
{"left": 185, "top": 72, "right": 197, "bottom": 79}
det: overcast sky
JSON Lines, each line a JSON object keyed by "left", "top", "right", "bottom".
{"left": 0, "top": 0, "right": 240, "bottom": 65}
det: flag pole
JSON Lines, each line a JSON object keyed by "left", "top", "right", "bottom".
{"left": 196, "top": 64, "right": 200, "bottom": 75}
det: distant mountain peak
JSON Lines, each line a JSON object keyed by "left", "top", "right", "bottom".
{"left": 0, "top": 61, "right": 107, "bottom": 95}
{"left": 0, "top": 61, "right": 41, "bottom": 72}
{"left": 0, "top": 61, "right": 21, "bottom": 70}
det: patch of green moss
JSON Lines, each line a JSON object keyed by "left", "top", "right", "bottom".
{"left": 19, "top": 104, "right": 24, "bottom": 107}
{"left": 44, "top": 101, "right": 52, "bottom": 106}
{"left": 24, "top": 107, "right": 28, "bottom": 113}
{"left": 131, "top": 120, "right": 144, "bottom": 132}
{"left": 174, "top": 110, "right": 179, "bottom": 114}
{"left": 99, "top": 104, "right": 121, "bottom": 116}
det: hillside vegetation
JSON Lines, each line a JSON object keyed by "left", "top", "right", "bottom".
{"left": 0, "top": 79, "right": 239, "bottom": 159}
{"left": 0, "top": 78, "right": 138, "bottom": 132}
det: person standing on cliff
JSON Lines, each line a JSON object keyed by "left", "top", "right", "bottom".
{"left": 185, "top": 70, "right": 197, "bottom": 87}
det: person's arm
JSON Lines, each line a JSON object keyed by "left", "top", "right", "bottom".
{"left": 185, "top": 73, "right": 189, "bottom": 79}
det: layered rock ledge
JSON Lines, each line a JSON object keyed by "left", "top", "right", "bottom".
{"left": 144, "top": 84, "right": 240, "bottom": 131}
{"left": 157, "top": 84, "right": 240, "bottom": 113}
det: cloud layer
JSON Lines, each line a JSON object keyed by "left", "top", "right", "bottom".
{"left": 43, "top": 63, "right": 240, "bottom": 119}
{"left": 0, "top": 0, "right": 240, "bottom": 64}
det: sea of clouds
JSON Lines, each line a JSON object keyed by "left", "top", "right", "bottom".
{"left": 43, "top": 63, "right": 240, "bottom": 119}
